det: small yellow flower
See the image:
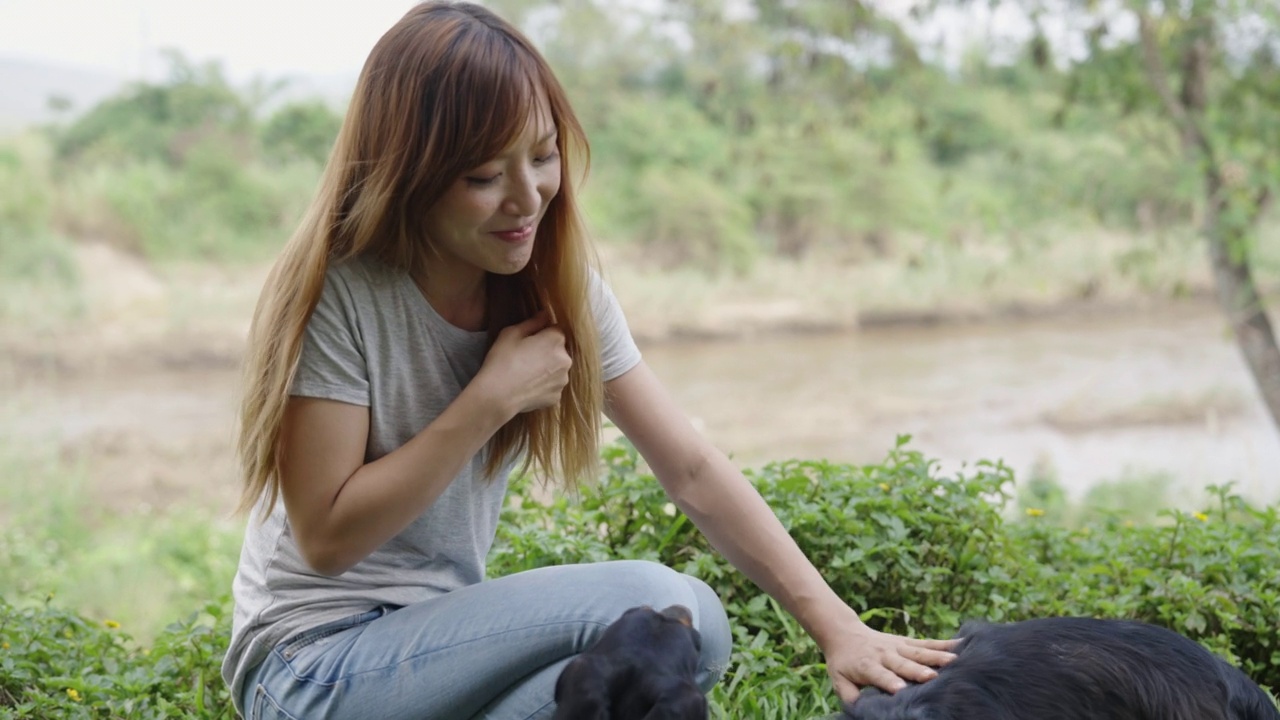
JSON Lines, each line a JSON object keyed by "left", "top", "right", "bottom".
{"left": 1025, "top": 508, "right": 1045, "bottom": 517}
{"left": 63, "top": 629, "right": 73, "bottom": 639}
{"left": 878, "top": 483, "right": 890, "bottom": 492}
{"left": 1193, "top": 512, "right": 1209, "bottom": 522}
{"left": 67, "top": 688, "right": 82, "bottom": 702}
{"left": 104, "top": 620, "right": 121, "bottom": 629}
{"left": 2, "top": 642, "right": 9, "bottom": 650}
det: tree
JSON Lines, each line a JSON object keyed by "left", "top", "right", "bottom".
{"left": 979, "top": 0, "right": 1280, "bottom": 431}
{"left": 1134, "top": 1, "right": 1277, "bottom": 430}
{"left": 260, "top": 100, "right": 342, "bottom": 166}
{"left": 53, "top": 50, "right": 253, "bottom": 167}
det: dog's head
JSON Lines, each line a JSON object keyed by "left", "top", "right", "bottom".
{"left": 553, "top": 604, "right": 707, "bottom": 720}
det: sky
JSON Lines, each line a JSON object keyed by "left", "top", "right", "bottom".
{"left": 0, "top": 0, "right": 1090, "bottom": 94}
{"left": 0, "top": 0, "right": 424, "bottom": 83}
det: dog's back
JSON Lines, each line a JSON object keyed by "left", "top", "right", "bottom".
{"left": 842, "top": 617, "right": 1279, "bottom": 720}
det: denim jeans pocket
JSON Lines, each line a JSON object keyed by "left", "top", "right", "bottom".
{"left": 250, "top": 685, "right": 301, "bottom": 720}
{"left": 274, "top": 606, "right": 391, "bottom": 670}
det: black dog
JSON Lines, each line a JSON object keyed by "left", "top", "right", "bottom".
{"left": 841, "top": 617, "right": 1279, "bottom": 720}
{"left": 552, "top": 604, "right": 707, "bottom": 720}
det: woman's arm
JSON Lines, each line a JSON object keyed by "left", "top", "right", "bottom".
{"left": 604, "top": 360, "right": 956, "bottom": 701}
{"left": 279, "top": 312, "right": 568, "bottom": 576}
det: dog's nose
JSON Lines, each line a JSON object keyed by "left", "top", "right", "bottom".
{"left": 659, "top": 604, "right": 694, "bottom": 627}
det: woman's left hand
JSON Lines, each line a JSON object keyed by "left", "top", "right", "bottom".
{"left": 821, "top": 614, "right": 959, "bottom": 703}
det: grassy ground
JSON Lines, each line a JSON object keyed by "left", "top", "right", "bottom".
{"left": 0, "top": 441, "right": 240, "bottom": 644}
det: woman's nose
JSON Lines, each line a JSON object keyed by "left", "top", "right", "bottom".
{"left": 502, "top": 168, "right": 541, "bottom": 217}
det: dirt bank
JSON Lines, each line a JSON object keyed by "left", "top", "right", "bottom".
{"left": 0, "top": 243, "right": 1239, "bottom": 519}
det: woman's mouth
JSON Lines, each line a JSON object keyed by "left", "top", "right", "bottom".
{"left": 492, "top": 225, "right": 534, "bottom": 243}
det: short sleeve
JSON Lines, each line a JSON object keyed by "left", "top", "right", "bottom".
{"left": 590, "top": 270, "right": 642, "bottom": 382}
{"left": 291, "top": 269, "right": 371, "bottom": 406}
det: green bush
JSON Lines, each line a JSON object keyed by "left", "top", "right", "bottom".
{"left": 260, "top": 100, "right": 341, "bottom": 166}
{"left": 3, "top": 439, "right": 1276, "bottom": 718}
{"left": 493, "top": 437, "right": 1280, "bottom": 715}
{"left": 0, "top": 598, "right": 232, "bottom": 720}
{"left": 53, "top": 52, "right": 252, "bottom": 169}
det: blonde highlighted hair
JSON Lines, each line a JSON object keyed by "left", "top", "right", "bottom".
{"left": 237, "top": 1, "right": 603, "bottom": 516}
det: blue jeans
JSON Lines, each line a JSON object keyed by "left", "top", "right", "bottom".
{"left": 240, "top": 560, "right": 732, "bottom": 720}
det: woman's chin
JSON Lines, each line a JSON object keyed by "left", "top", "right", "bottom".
{"left": 488, "top": 246, "right": 535, "bottom": 276}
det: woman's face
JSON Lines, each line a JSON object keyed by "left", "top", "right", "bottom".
{"left": 422, "top": 92, "right": 561, "bottom": 290}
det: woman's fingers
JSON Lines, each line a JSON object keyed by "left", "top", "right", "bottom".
{"left": 902, "top": 643, "right": 958, "bottom": 668}
{"left": 829, "top": 631, "right": 960, "bottom": 704}
{"left": 830, "top": 671, "right": 862, "bottom": 704}
{"left": 886, "top": 654, "right": 940, "bottom": 684}
{"left": 905, "top": 636, "right": 961, "bottom": 652}
{"left": 867, "top": 663, "right": 910, "bottom": 694}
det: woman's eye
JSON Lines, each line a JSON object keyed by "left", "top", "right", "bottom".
{"left": 534, "top": 152, "right": 560, "bottom": 165}
{"left": 465, "top": 174, "right": 500, "bottom": 186}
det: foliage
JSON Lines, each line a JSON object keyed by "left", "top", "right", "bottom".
{"left": 5, "top": 5, "right": 1269, "bottom": 286}
{"left": 0, "top": 134, "right": 81, "bottom": 324}
{"left": 999, "top": 0, "right": 1280, "bottom": 428}
{"left": 2, "top": 438, "right": 1277, "bottom": 717}
{"left": 8, "top": 52, "right": 323, "bottom": 264}
{"left": 260, "top": 101, "right": 342, "bottom": 166}
{"left": 490, "top": 437, "right": 1280, "bottom": 716}
{"left": 0, "top": 444, "right": 241, "bottom": 646}
{"left": 54, "top": 51, "right": 253, "bottom": 168}
{"left": 0, "top": 598, "right": 233, "bottom": 720}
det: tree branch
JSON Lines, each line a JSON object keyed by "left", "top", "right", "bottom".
{"left": 1135, "top": 9, "right": 1217, "bottom": 164}
{"left": 1250, "top": 185, "right": 1273, "bottom": 227}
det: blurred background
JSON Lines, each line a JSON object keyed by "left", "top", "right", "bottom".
{"left": 1, "top": 0, "right": 1276, "bottom": 639}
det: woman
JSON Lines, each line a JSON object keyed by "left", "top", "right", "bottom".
{"left": 222, "top": 3, "right": 955, "bottom": 719}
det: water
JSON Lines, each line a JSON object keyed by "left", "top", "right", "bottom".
{"left": 4, "top": 303, "right": 1276, "bottom": 514}
{"left": 639, "top": 305, "right": 1279, "bottom": 506}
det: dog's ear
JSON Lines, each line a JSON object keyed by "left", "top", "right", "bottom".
{"left": 637, "top": 682, "right": 707, "bottom": 720}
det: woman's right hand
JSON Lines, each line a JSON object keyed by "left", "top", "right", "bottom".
{"left": 475, "top": 311, "right": 572, "bottom": 416}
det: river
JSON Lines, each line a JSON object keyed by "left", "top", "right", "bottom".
{"left": 640, "top": 304, "right": 1279, "bottom": 507}
{"left": 3, "top": 301, "right": 1276, "bottom": 516}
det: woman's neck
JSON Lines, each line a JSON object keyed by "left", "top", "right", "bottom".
{"left": 412, "top": 265, "right": 487, "bottom": 331}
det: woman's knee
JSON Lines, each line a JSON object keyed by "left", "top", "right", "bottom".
{"left": 598, "top": 561, "right": 732, "bottom": 690}
{"left": 583, "top": 560, "right": 693, "bottom": 609}
{"left": 681, "top": 573, "right": 732, "bottom": 691}
{"left": 559, "top": 560, "right": 732, "bottom": 690}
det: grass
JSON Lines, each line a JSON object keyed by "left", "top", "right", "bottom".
{"left": 3, "top": 438, "right": 1279, "bottom": 717}
{"left": 6, "top": 119, "right": 1280, "bottom": 341}
{"left": 0, "top": 441, "right": 240, "bottom": 645}
{"left": 602, "top": 222, "right": 1233, "bottom": 342}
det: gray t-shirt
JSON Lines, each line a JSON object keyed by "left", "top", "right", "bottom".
{"left": 221, "top": 256, "right": 642, "bottom": 711}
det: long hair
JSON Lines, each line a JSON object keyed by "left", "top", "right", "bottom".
{"left": 236, "top": 1, "right": 603, "bottom": 517}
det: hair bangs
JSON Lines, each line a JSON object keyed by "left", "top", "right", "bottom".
{"left": 428, "top": 24, "right": 546, "bottom": 183}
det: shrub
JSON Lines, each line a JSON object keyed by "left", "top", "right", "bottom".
{"left": 0, "top": 597, "right": 232, "bottom": 720}
{"left": 493, "top": 437, "right": 1280, "bottom": 715}
{"left": 2, "top": 439, "right": 1276, "bottom": 718}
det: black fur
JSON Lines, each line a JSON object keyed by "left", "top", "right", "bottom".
{"left": 841, "top": 617, "right": 1280, "bottom": 720}
{"left": 552, "top": 604, "right": 707, "bottom": 720}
